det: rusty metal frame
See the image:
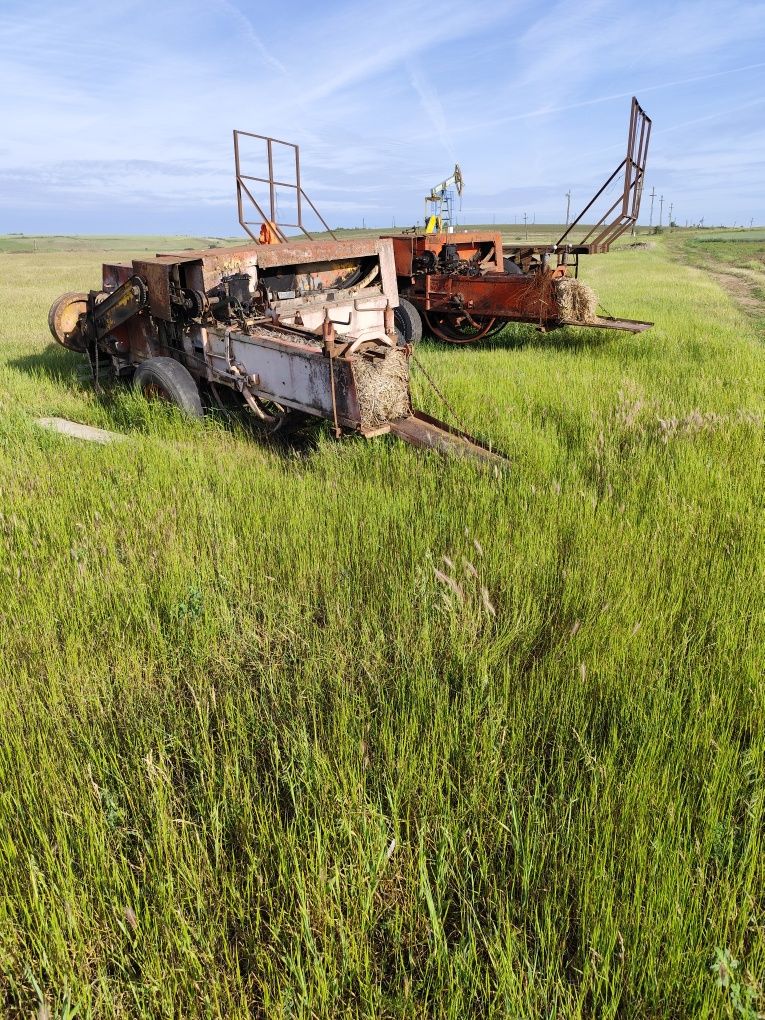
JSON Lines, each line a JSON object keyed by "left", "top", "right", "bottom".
{"left": 233, "top": 130, "right": 337, "bottom": 243}
{"left": 556, "top": 97, "right": 651, "bottom": 252}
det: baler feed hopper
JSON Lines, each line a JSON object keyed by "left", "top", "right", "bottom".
{"left": 48, "top": 237, "right": 505, "bottom": 466}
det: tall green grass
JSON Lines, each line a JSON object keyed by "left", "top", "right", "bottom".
{"left": 0, "top": 237, "right": 763, "bottom": 1017}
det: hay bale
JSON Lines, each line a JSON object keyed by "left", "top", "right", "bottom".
{"left": 554, "top": 277, "right": 598, "bottom": 324}
{"left": 352, "top": 348, "right": 411, "bottom": 428}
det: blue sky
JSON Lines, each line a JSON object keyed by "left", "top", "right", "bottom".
{"left": 1, "top": 0, "right": 763, "bottom": 234}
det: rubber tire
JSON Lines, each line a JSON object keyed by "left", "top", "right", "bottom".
{"left": 394, "top": 298, "right": 423, "bottom": 345}
{"left": 134, "top": 357, "right": 203, "bottom": 418}
{"left": 504, "top": 257, "right": 523, "bottom": 275}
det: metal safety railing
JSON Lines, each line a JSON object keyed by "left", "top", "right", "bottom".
{"left": 233, "top": 130, "right": 337, "bottom": 243}
{"left": 556, "top": 97, "right": 652, "bottom": 252}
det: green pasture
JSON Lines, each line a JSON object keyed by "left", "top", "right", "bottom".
{"left": 0, "top": 230, "right": 762, "bottom": 1017}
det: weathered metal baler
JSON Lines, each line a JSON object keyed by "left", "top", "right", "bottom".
{"left": 385, "top": 228, "right": 653, "bottom": 342}
{"left": 48, "top": 236, "right": 503, "bottom": 464}
{"left": 385, "top": 97, "right": 654, "bottom": 344}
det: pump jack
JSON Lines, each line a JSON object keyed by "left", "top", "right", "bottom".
{"left": 424, "top": 164, "right": 464, "bottom": 234}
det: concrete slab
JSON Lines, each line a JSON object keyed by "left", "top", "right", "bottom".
{"left": 35, "top": 417, "right": 125, "bottom": 444}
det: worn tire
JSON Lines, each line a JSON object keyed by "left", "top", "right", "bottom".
{"left": 134, "top": 357, "right": 203, "bottom": 418}
{"left": 394, "top": 298, "right": 423, "bottom": 345}
{"left": 503, "top": 257, "right": 523, "bottom": 275}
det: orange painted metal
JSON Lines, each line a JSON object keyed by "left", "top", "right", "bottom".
{"left": 422, "top": 270, "right": 556, "bottom": 323}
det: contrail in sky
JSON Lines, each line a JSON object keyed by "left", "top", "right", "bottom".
{"left": 473, "top": 61, "right": 765, "bottom": 130}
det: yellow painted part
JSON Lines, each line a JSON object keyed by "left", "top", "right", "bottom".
{"left": 425, "top": 215, "right": 441, "bottom": 235}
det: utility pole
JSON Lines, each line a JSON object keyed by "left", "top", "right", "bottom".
{"left": 659, "top": 195, "right": 664, "bottom": 228}
{"left": 668, "top": 202, "right": 673, "bottom": 227}
{"left": 523, "top": 212, "right": 528, "bottom": 240}
{"left": 565, "top": 190, "right": 571, "bottom": 225}
{"left": 750, "top": 218, "right": 754, "bottom": 228}
{"left": 649, "top": 186, "right": 656, "bottom": 227}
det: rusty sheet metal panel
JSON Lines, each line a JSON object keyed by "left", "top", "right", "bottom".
{"left": 102, "top": 263, "right": 133, "bottom": 290}
{"left": 387, "top": 234, "right": 418, "bottom": 277}
{"left": 250, "top": 237, "right": 395, "bottom": 269}
{"left": 253, "top": 239, "right": 328, "bottom": 265}
{"left": 121, "top": 313, "right": 158, "bottom": 361}
{"left": 375, "top": 240, "right": 398, "bottom": 307}
{"left": 130, "top": 256, "right": 205, "bottom": 321}
{"left": 422, "top": 272, "right": 558, "bottom": 323}
{"left": 132, "top": 260, "right": 173, "bottom": 321}
{"left": 156, "top": 238, "right": 398, "bottom": 300}
{"left": 215, "top": 328, "right": 362, "bottom": 427}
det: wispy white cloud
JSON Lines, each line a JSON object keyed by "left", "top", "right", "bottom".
{"left": 0, "top": 0, "right": 763, "bottom": 230}
{"left": 407, "top": 64, "right": 456, "bottom": 162}
{"left": 464, "top": 61, "right": 765, "bottom": 133}
{"left": 211, "top": 0, "right": 289, "bottom": 75}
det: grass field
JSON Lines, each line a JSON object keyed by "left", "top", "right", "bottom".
{"left": 0, "top": 230, "right": 763, "bottom": 1018}
{"left": 667, "top": 231, "right": 765, "bottom": 335}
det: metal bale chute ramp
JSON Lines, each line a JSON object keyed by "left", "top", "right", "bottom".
{"left": 390, "top": 411, "right": 506, "bottom": 467}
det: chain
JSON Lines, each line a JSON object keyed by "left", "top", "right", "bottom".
{"left": 88, "top": 340, "right": 104, "bottom": 396}
{"left": 410, "top": 352, "right": 469, "bottom": 435}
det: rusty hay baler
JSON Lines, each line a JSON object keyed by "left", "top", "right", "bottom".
{"left": 48, "top": 228, "right": 503, "bottom": 465}
{"left": 383, "top": 97, "right": 653, "bottom": 344}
